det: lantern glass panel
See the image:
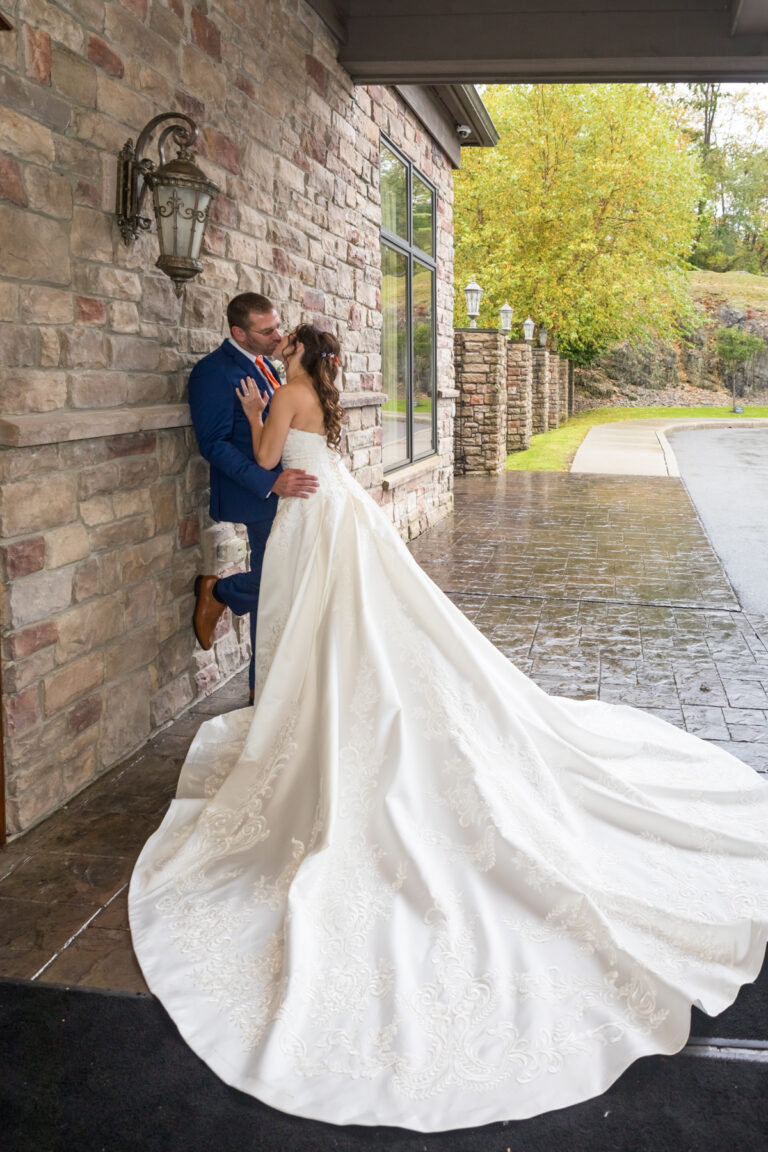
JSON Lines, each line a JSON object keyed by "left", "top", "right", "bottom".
{"left": 465, "top": 287, "right": 481, "bottom": 315}
{"left": 153, "top": 182, "right": 192, "bottom": 257}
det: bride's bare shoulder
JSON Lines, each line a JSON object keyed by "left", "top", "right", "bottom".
{"left": 288, "top": 380, "right": 326, "bottom": 433}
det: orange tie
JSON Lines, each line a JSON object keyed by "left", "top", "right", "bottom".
{"left": 254, "top": 355, "right": 281, "bottom": 391}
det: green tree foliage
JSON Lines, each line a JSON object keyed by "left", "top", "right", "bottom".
{"left": 454, "top": 85, "right": 701, "bottom": 364}
{"left": 712, "top": 325, "right": 765, "bottom": 403}
{"left": 672, "top": 85, "right": 768, "bottom": 273}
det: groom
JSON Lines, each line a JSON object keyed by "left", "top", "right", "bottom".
{"left": 189, "top": 292, "right": 319, "bottom": 702}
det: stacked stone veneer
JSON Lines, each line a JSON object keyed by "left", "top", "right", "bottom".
{"left": 531, "top": 348, "right": 550, "bottom": 434}
{"left": 454, "top": 330, "right": 508, "bottom": 475}
{"left": 506, "top": 342, "right": 532, "bottom": 453}
{"left": 0, "top": 0, "right": 456, "bottom": 834}
{"left": 452, "top": 338, "right": 574, "bottom": 467}
{"left": 554, "top": 355, "right": 570, "bottom": 423}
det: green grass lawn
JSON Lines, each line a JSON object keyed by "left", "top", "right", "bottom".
{"left": 689, "top": 269, "right": 768, "bottom": 310}
{"left": 507, "top": 406, "right": 768, "bottom": 472}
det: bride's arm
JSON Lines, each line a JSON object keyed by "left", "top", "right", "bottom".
{"left": 236, "top": 379, "right": 296, "bottom": 470}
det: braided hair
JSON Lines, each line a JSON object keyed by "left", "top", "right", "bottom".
{"left": 291, "top": 324, "right": 344, "bottom": 450}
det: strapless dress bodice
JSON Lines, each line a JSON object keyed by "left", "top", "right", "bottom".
{"left": 280, "top": 426, "right": 343, "bottom": 478}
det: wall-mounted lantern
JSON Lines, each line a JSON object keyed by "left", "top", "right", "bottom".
{"left": 499, "top": 300, "right": 514, "bottom": 336}
{"left": 523, "top": 316, "right": 535, "bottom": 343}
{"left": 116, "top": 112, "right": 220, "bottom": 296}
{"left": 464, "top": 277, "right": 483, "bottom": 328}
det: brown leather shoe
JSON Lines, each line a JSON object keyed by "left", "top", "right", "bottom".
{"left": 193, "top": 575, "right": 226, "bottom": 650}
{"left": 248, "top": 690, "right": 255, "bottom": 706}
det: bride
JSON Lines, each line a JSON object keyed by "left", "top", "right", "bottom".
{"left": 130, "top": 324, "right": 768, "bottom": 1133}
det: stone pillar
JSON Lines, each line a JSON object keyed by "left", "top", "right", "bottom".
{"left": 506, "top": 342, "right": 532, "bottom": 453}
{"left": 531, "top": 348, "right": 550, "bottom": 434}
{"left": 568, "top": 360, "right": 575, "bottom": 417}
{"left": 547, "top": 353, "right": 560, "bottom": 430}
{"left": 559, "top": 357, "right": 570, "bottom": 422}
{"left": 454, "top": 329, "right": 508, "bottom": 475}
{"left": 552, "top": 355, "right": 569, "bottom": 424}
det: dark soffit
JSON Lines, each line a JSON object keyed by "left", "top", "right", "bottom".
{"left": 304, "top": 0, "right": 768, "bottom": 84}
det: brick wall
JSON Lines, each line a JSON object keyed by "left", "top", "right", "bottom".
{"left": 0, "top": 0, "right": 456, "bottom": 834}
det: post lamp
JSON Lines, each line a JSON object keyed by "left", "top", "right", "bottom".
{"left": 523, "top": 316, "right": 535, "bottom": 343}
{"left": 499, "top": 300, "right": 514, "bottom": 337}
{"left": 464, "top": 277, "right": 483, "bottom": 328}
{"left": 538, "top": 325, "right": 548, "bottom": 348}
{"left": 116, "top": 112, "right": 220, "bottom": 296}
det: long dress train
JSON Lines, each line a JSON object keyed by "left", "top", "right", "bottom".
{"left": 129, "top": 428, "right": 768, "bottom": 1132}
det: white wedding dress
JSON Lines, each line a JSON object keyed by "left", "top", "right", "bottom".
{"left": 130, "top": 428, "right": 768, "bottom": 1132}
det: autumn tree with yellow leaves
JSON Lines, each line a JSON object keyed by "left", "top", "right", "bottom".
{"left": 454, "top": 85, "right": 701, "bottom": 363}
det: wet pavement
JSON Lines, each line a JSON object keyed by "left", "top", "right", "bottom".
{"left": 669, "top": 426, "right": 768, "bottom": 616}
{"left": 1, "top": 471, "right": 767, "bottom": 992}
{"left": 571, "top": 415, "right": 768, "bottom": 475}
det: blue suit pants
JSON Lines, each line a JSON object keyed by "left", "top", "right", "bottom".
{"left": 214, "top": 520, "right": 273, "bottom": 693}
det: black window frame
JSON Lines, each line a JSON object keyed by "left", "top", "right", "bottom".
{"left": 379, "top": 136, "right": 438, "bottom": 472}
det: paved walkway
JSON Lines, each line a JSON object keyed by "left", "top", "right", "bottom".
{"left": 1, "top": 472, "right": 768, "bottom": 993}
{"left": 571, "top": 416, "right": 768, "bottom": 476}
{"left": 667, "top": 427, "right": 768, "bottom": 616}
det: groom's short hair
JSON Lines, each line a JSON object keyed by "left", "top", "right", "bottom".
{"left": 227, "top": 293, "right": 275, "bottom": 332}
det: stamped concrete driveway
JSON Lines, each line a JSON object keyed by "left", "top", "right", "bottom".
{"left": 411, "top": 471, "right": 768, "bottom": 774}
{"left": 1, "top": 466, "right": 768, "bottom": 993}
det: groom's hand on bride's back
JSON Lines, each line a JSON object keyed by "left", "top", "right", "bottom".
{"left": 272, "top": 469, "right": 319, "bottom": 498}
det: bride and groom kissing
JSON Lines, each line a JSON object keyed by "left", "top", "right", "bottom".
{"left": 187, "top": 291, "right": 322, "bottom": 704}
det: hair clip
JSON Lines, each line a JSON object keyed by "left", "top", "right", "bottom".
{"left": 320, "top": 353, "right": 340, "bottom": 366}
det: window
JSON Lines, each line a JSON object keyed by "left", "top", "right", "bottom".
{"left": 380, "top": 139, "right": 437, "bottom": 470}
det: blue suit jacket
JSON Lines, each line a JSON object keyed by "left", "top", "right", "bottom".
{"left": 188, "top": 340, "right": 282, "bottom": 525}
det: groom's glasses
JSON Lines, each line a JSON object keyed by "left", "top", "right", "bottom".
{"left": 243, "top": 317, "right": 281, "bottom": 336}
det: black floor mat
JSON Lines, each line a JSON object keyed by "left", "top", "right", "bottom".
{"left": 2, "top": 979, "right": 768, "bottom": 1152}
{"left": 690, "top": 953, "right": 768, "bottom": 1040}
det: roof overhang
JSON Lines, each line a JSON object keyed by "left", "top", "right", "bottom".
{"left": 395, "top": 84, "right": 499, "bottom": 167}
{"left": 305, "top": 1, "right": 768, "bottom": 84}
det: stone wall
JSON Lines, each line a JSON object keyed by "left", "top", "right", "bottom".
{"left": 0, "top": 0, "right": 456, "bottom": 834}
{"left": 506, "top": 341, "right": 532, "bottom": 453}
{"left": 560, "top": 356, "right": 571, "bottom": 422}
{"left": 550, "top": 354, "right": 569, "bottom": 424}
{"left": 454, "top": 329, "right": 507, "bottom": 475}
{"left": 531, "top": 348, "right": 550, "bottom": 434}
{"left": 0, "top": 424, "right": 255, "bottom": 831}
{"left": 546, "top": 354, "right": 561, "bottom": 431}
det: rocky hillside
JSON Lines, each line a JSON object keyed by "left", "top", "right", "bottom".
{"left": 574, "top": 271, "right": 768, "bottom": 410}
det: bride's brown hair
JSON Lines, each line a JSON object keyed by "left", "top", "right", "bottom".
{"left": 291, "top": 324, "right": 344, "bottom": 450}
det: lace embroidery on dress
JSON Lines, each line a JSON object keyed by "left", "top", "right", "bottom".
{"left": 129, "top": 427, "right": 768, "bottom": 1129}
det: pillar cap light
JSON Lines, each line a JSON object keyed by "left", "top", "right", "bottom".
{"left": 538, "top": 324, "right": 548, "bottom": 347}
{"left": 499, "top": 300, "right": 514, "bottom": 334}
{"left": 523, "top": 316, "right": 535, "bottom": 342}
{"left": 464, "top": 277, "right": 483, "bottom": 328}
